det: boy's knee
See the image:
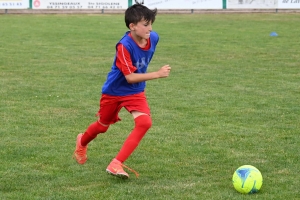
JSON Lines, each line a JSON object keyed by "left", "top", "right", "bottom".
{"left": 136, "top": 115, "right": 152, "bottom": 130}
{"left": 97, "top": 119, "right": 109, "bottom": 133}
{"left": 96, "top": 120, "right": 109, "bottom": 133}
{"left": 100, "top": 125, "right": 109, "bottom": 133}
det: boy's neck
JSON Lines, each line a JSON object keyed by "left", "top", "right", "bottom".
{"left": 129, "top": 32, "right": 148, "bottom": 48}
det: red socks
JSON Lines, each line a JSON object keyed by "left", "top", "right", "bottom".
{"left": 81, "top": 121, "right": 109, "bottom": 146}
{"left": 116, "top": 115, "right": 152, "bottom": 163}
{"left": 80, "top": 115, "right": 152, "bottom": 163}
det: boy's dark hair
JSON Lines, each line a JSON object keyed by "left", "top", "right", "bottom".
{"left": 125, "top": 3, "right": 157, "bottom": 29}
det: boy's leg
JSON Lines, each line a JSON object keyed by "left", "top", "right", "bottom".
{"left": 116, "top": 113, "right": 152, "bottom": 162}
{"left": 106, "top": 113, "right": 152, "bottom": 178}
{"left": 74, "top": 95, "right": 121, "bottom": 165}
{"left": 81, "top": 120, "right": 109, "bottom": 146}
{"left": 106, "top": 93, "right": 151, "bottom": 178}
{"left": 73, "top": 121, "right": 109, "bottom": 165}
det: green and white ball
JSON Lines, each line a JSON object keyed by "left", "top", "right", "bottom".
{"left": 232, "top": 165, "right": 263, "bottom": 194}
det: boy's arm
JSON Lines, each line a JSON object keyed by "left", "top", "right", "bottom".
{"left": 115, "top": 44, "right": 137, "bottom": 76}
{"left": 116, "top": 44, "right": 171, "bottom": 84}
{"left": 125, "top": 66, "right": 170, "bottom": 84}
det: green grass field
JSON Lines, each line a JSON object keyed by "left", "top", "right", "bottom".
{"left": 0, "top": 13, "right": 299, "bottom": 199}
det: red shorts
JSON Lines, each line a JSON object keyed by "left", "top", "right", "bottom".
{"left": 97, "top": 91, "right": 150, "bottom": 125}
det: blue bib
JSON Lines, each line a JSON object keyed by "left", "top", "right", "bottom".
{"left": 102, "top": 31, "right": 159, "bottom": 96}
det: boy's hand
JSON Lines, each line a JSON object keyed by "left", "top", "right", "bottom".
{"left": 157, "top": 65, "right": 171, "bottom": 78}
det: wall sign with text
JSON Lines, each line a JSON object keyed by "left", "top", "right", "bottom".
{"left": 0, "top": 0, "right": 29, "bottom": 9}
{"left": 143, "top": 0, "right": 223, "bottom": 9}
{"left": 278, "top": 0, "right": 300, "bottom": 8}
{"left": 32, "top": 0, "right": 127, "bottom": 9}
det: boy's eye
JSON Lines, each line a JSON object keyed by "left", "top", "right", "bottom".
{"left": 143, "top": 21, "right": 152, "bottom": 26}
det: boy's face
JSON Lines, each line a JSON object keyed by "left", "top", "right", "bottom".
{"left": 130, "top": 19, "right": 153, "bottom": 40}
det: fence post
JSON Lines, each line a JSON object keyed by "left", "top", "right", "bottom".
{"left": 128, "top": 0, "right": 132, "bottom": 7}
{"left": 223, "top": 0, "right": 226, "bottom": 9}
{"left": 29, "top": 0, "right": 32, "bottom": 9}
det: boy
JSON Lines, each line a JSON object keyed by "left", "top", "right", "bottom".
{"left": 73, "top": 3, "right": 171, "bottom": 179}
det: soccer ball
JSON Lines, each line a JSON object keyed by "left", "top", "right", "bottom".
{"left": 232, "top": 165, "right": 263, "bottom": 194}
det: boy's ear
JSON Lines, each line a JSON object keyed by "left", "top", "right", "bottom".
{"left": 129, "top": 23, "right": 135, "bottom": 31}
